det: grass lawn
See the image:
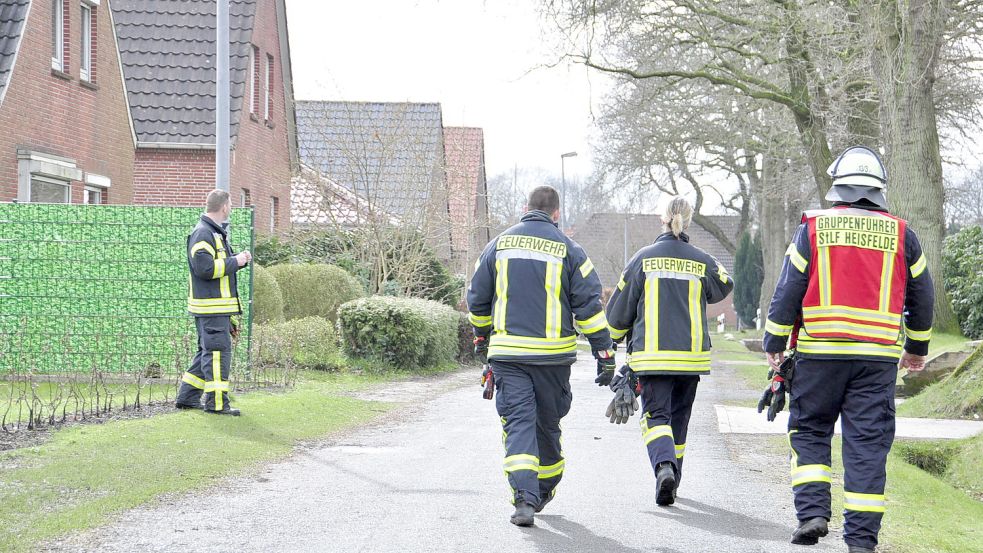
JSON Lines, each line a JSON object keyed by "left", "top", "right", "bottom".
{"left": 0, "top": 370, "right": 393, "bottom": 552}
{"left": 898, "top": 343, "right": 982, "bottom": 419}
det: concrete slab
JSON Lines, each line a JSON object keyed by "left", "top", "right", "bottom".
{"left": 714, "top": 404, "right": 983, "bottom": 440}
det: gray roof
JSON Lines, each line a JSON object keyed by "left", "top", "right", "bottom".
{"left": 110, "top": 0, "right": 257, "bottom": 145}
{"left": 295, "top": 101, "right": 446, "bottom": 216}
{"left": 572, "top": 213, "right": 741, "bottom": 289}
{"left": 0, "top": 0, "right": 29, "bottom": 105}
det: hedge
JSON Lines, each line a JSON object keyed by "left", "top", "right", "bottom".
{"left": 268, "top": 263, "right": 364, "bottom": 322}
{"left": 253, "top": 316, "right": 343, "bottom": 371}
{"left": 942, "top": 226, "right": 983, "bottom": 339}
{"left": 337, "top": 296, "right": 459, "bottom": 371}
{"left": 252, "top": 264, "right": 285, "bottom": 324}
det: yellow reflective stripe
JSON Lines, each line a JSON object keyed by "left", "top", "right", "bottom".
{"left": 576, "top": 311, "right": 608, "bottom": 335}
{"left": 617, "top": 276, "right": 626, "bottom": 291}
{"left": 579, "top": 258, "right": 595, "bottom": 278}
{"left": 645, "top": 277, "right": 659, "bottom": 351}
{"left": 489, "top": 344, "right": 578, "bottom": 356}
{"left": 818, "top": 245, "right": 831, "bottom": 306}
{"left": 188, "top": 305, "right": 240, "bottom": 315}
{"left": 786, "top": 242, "right": 808, "bottom": 273}
{"left": 844, "top": 491, "right": 886, "bottom": 513}
{"left": 538, "top": 459, "right": 565, "bottom": 479}
{"left": 213, "top": 257, "right": 226, "bottom": 279}
{"left": 910, "top": 254, "right": 927, "bottom": 278}
{"left": 188, "top": 298, "right": 240, "bottom": 307}
{"left": 802, "top": 305, "right": 902, "bottom": 325}
{"left": 788, "top": 430, "right": 799, "bottom": 471}
{"left": 503, "top": 454, "right": 539, "bottom": 473}
{"left": 791, "top": 464, "right": 833, "bottom": 487}
{"left": 190, "top": 240, "right": 216, "bottom": 257}
{"left": 469, "top": 313, "right": 493, "bottom": 328}
{"left": 717, "top": 264, "right": 730, "bottom": 284}
{"left": 765, "top": 319, "right": 793, "bottom": 336}
{"left": 688, "top": 279, "right": 702, "bottom": 351}
{"left": 905, "top": 326, "right": 932, "bottom": 341}
{"left": 795, "top": 338, "right": 903, "bottom": 358}
{"left": 182, "top": 372, "right": 206, "bottom": 389}
{"left": 212, "top": 350, "right": 223, "bottom": 411}
{"left": 494, "top": 259, "right": 509, "bottom": 332}
{"left": 642, "top": 423, "right": 673, "bottom": 446}
{"left": 630, "top": 362, "right": 711, "bottom": 372}
{"left": 630, "top": 350, "right": 711, "bottom": 361}
{"left": 609, "top": 326, "right": 629, "bottom": 341}
{"left": 544, "top": 261, "right": 562, "bottom": 339}
{"left": 491, "top": 334, "right": 577, "bottom": 346}
{"left": 879, "top": 251, "right": 894, "bottom": 312}
{"left": 804, "top": 321, "right": 900, "bottom": 340}
{"left": 675, "top": 443, "right": 686, "bottom": 459}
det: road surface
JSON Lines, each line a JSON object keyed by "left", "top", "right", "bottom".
{"left": 46, "top": 354, "right": 841, "bottom": 552}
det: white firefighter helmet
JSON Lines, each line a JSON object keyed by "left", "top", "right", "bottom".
{"left": 825, "top": 146, "right": 888, "bottom": 208}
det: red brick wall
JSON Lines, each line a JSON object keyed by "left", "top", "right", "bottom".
{"left": 0, "top": 0, "right": 135, "bottom": 202}
{"left": 133, "top": 0, "right": 292, "bottom": 233}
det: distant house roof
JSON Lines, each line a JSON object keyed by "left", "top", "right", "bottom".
{"left": 110, "top": 0, "right": 257, "bottom": 145}
{"left": 0, "top": 0, "right": 30, "bottom": 106}
{"left": 572, "top": 213, "right": 741, "bottom": 289}
{"left": 294, "top": 101, "right": 446, "bottom": 216}
{"left": 444, "top": 127, "right": 485, "bottom": 255}
{"left": 290, "top": 164, "right": 398, "bottom": 227}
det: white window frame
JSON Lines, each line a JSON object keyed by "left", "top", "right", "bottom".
{"left": 270, "top": 197, "right": 278, "bottom": 232}
{"left": 52, "top": 0, "right": 64, "bottom": 70}
{"left": 17, "top": 150, "right": 82, "bottom": 203}
{"left": 30, "top": 175, "right": 71, "bottom": 204}
{"left": 264, "top": 54, "right": 272, "bottom": 120}
{"left": 80, "top": 3, "right": 92, "bottom": 81}
{"left": 83, "top": 185, "right": 102, "bottom": 204}
{"left": 248, "top": 45, "right": 257, "bottom": 114}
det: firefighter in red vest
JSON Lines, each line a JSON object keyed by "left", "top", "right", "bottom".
{"left": 762, "top": 146, "right": 934, "bottom": 553}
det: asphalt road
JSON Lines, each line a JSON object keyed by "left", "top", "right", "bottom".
{"left": 46, "top": 354, "right": 842, "bottom": 553}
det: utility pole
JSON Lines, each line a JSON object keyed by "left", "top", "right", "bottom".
{"left": 215, "top": 0, "right": 230, "bottom": 191}
{"left": 560, "top": 151, "right": 577, "bottom": 231}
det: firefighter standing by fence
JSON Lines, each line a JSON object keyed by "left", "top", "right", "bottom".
{"left": 467, "top": 185, "right": 614, "bottom": 527}
{"left": 175, "top": 190, "right": 252, "bottom": 416}
{"left": 604, "top": 197, "right": 733, "bottom": 506}
{"left": 761, "top": 146, "right": 934, "bottom": 553}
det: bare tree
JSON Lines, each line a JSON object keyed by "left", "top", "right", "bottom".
{"left": 945, "top": 166, "right": 983, "bottom": 229}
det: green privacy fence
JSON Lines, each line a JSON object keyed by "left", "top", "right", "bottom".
{"left": 0, "top": 204, "right": 260, "bottom": 431}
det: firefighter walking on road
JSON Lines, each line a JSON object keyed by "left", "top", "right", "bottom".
{"left": 467, "top": 185, "right": 614, "bottom": 527}
{"left": 604, "top": 197, "right": 734, "bottom": 506}
{"left": 175, "top": 189, "right": 252, "bottom": 416}
{"left": 762, "top": 146, "right": 934, "bottom": 553}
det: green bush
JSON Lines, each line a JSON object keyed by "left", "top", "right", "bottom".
{"left": 942, "top": 226, "right": 983, "bottom": 339}
{"left": 733, "top": 232, "right": 763, "bottom": 327}
{"left": 336, "top": 296, "right": 459, "bottom": 371}
{"left": 457, "top": 312, "right": 476, "bottom": 363}
{"left": 268, "top": 263, "right": 364, "bottom": 322}
{"left": 252, "top": 264, "right": 285, "bottom": 324}
{"left": 253, "top": 316, "right": 343, "bottom": 370}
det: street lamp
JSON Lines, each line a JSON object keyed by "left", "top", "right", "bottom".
{"left": 560, "top": 151, "right": 578, "bottom": 231}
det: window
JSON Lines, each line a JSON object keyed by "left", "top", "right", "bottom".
{"left": 249, "top": 45, "right": 260, "bottom": 114}
{"left": 270, "top": 196, "right": 278, "bottom": 231}
{"left": 30, "top": 176, "right": 70, "bottom": 203}
{"left": 264, "top": 54, "right": 273, "bottom": 120}
{"left": 240, "top": 188, "right": 251, "bottom": 207}
{"left": 51, "top": 0, "right": 64, "bottom": 70}
{"left": 83, "top": 185, "right": 103, "bottom": 204}
{"left": 80, "top": 3, "right": 92, "bottom": 81}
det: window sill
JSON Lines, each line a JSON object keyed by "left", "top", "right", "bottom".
{"left": 249, "top": 113, "right": 259, "bottom": 122}
{"left": 80, "top": 79, "right": 98, "bottom": 91}
{"left": 51, "top": 68, "right": 72, "bottom": 81}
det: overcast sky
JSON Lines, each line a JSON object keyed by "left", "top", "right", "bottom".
{"left": 284, "top": 0, "right": 607, "bottom": 183}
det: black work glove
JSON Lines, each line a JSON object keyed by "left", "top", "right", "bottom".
{"left": 757, "top": 355, "right": 795, "bottom": 422}
{"left": 473, "top": 336, "right": 488, "bottom": 364}
{"left": 594, "top": 347, "right": 616, "bottom": 386}
{"left": 605, "top": 365, "right": 639, "bottom": 424}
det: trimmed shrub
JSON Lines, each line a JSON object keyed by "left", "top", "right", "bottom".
{"left": 253, "top": 316, "right": 343, "bottom": 370}
{"left": 268, "top": 263, "right": 365, "bottom": 322}
{"left": 337, "top": 296, "right": 459, "bottom": 371}
{"left": 942, "top": 226, "right": 983, "bottom": 338}
{"left": 733, "top": 232, "right": 763, "bottom": 327}
{"left": 252, "top": 264, "right": 285, "bottom": 324}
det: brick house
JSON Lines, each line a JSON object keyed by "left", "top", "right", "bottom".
{"left": 112, "top": 0, "right": 298, "bottom": 232}
{"left": 444, "top": 126, "right": 490, "bottom": 276}
{"left": 573, "top": 213, "right": 742, "bottom": 328}
{"left": 0, "top": 0, "right": 135, "bottom": 204}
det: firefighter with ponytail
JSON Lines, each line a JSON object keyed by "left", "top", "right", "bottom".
{"left": 605, "top": 196, "right": 734, "bottom": 505}
{"left": 762, "top": 146, "right": 934, "bottom": 552}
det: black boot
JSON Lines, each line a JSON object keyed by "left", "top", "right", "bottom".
{"left": 175, "top": 402, "right": 202, "bottom": 410}
{"left": 510, "top": 501, "right": 535, "bottom": 527}
{"left": 791, "top": 517, "right": 829, "bottom": 545}
{"left": 847, "top": 547, "right": 874, "bottom": 553}
{"left": 205, "top": 407, "right": 241, "bottom": 416}
{"left": 656, "top": 462, "right": 677, "bottom": 506}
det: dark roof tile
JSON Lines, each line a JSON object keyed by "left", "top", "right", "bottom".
{"left": 0, "top": 0, "right": 30, "bottom": 104}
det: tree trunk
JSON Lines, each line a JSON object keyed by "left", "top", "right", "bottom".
{"left": 868, "top": 0, "right": 958, "bottom": 331}
{"left": 754, "top": 155, "right": 794, "bottom": 325}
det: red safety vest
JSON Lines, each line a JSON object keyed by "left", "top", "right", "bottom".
{"left": 801, "top": 207, "right": 907, "bottom": 345}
